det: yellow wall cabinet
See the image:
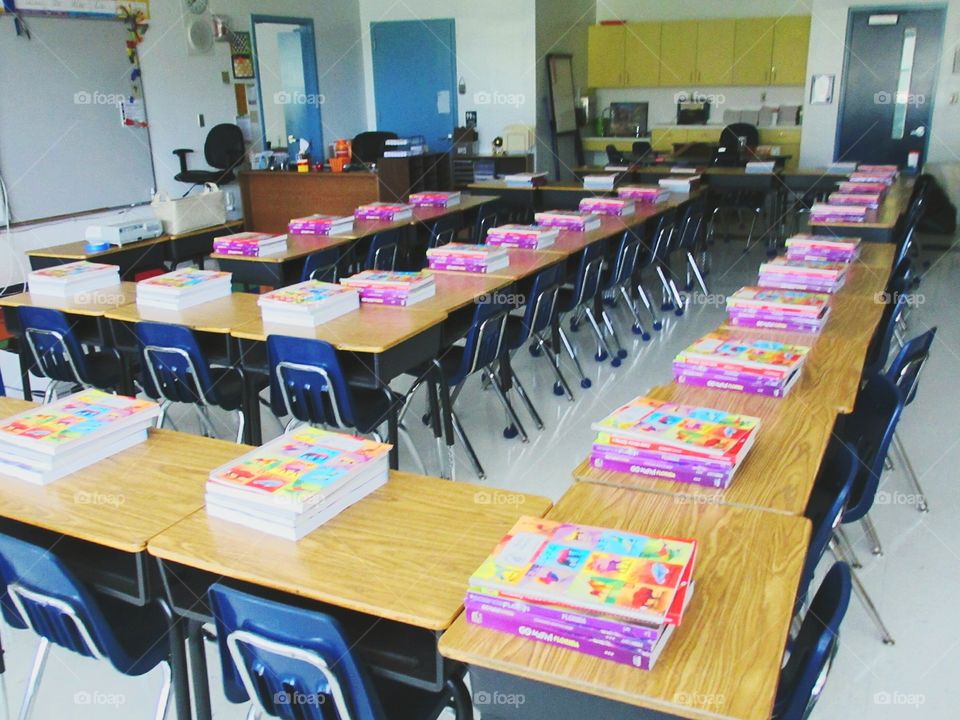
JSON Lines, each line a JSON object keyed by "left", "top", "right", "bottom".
{"left": 771, "top": 16, "right": 811, "bottom": 86}
{"left": 587, "top": 24, "right": 626, "bottom": 87}
{"left": 623, "top": 22, "right": 662, "bottom": 87}
{"left": 658, "top": 21, "right": 699, "bottom": 86}
{"left": 695, "top": 19, "right": 735, "bottom": 85}
{"left": 733, "top": 18, "right": 775, "bottom": 85}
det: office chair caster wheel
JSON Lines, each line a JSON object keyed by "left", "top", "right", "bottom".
{"left": 652, "top": 320, "right": 663, "bottom": 331}
{"left": 674, "top": 308, "right": 684, "bottom": 317}
{"left": 569, "top": 318, "right": 581, "bottom": 332}
{"left": 553, "top": 382, "right": 566, "bottom": 396}
{"left": 421, "top": 412, "right": 431, "bottom": 427}
{"left": 528, "top": 343, "right": 542, "bottom": 357}
{"left": 616, "top": 349, "right": 628, "bottom": 360}
{"left": 503, "top": 425, "right": 519, "bottom": 439}
{"left": 580, "top": 378, "right": 592, "bottom": 389}
{"left": 611, "top": 358, "right": 622, "bottom": 368}
{"left": 594, "top": 351, "right": 608, "bottom": 362}
{"left": 631, "top": 325, "right": 651, "bottom": 341}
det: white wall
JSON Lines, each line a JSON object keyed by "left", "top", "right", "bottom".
{"left": 357, "top": 0, "right": 537, "bottom": 152}
{"left": 1, "top": 0, "right": 366, "bottom": 289}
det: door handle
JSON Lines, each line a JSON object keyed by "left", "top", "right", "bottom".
{"left": 910, "top": 126, "right": 926, "bottom": 138}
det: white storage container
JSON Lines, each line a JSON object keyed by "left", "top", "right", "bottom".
{"left": 151, "top": 183, "right": 226, "bottom": 235}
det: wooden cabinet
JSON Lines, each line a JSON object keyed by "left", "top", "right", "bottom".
{"left": 696, "top": 19, "right": 735, "bottom": 85}
{"left": 733, "top": 18, "right": 775, "bottom": 85}
{"left": 587, "top": 24, "right": 626, "bottom": 87}
{"left": 623, "top": 22, "right": 661, "bottom": 87}
{"left": 658, "top": 21, "right": 699, "bottom": 86}
{"left": 378, "top": 153, "right": 451, "bottom": 202}
{"left": 771, "top": 16, "right": 811, "bottom": 86}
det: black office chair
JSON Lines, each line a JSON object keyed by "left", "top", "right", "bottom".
{"left": 173, "top": 123, "right": 246, "bottom": 186}
{"left": 712, "top": 123, "right": 759, "bottom": 167}
{"left": 605, "top": 144, "right": 627, "bottom": 165}
{"left": 632, "top": 141, "right": 653, "bottom": 162}
{"left": 351, "top": 131, "right": 398, "bottom": 166}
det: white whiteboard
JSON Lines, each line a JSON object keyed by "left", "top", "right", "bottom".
{"left": 548, "top": 55, "right": 577, "bottom": 134}
{"left": 0, "top": 14, "right": 156, "bottom": 223}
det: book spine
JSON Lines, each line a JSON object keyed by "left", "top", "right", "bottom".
{"left": 727, "top": 315, "right": 823, "bottom": 333}
{"left": 588, "top": 452, "right": 731, "bottom": 488}
{"left": 673, "top": 357, "right": 788, "bottom": 381}
{"left": 672, "top": 362, "right": 786, "bottom": 387}
{"left": 485, "top": 237, "right": 543, "bottom": 250}
{"left": 427, "top": 260, "right": 488, "bottom": 273}
{"left": 464, "top": 604, "right": 654, "bottom": 670}
{"left": 675, "top": 371, "right": 789, "bottom": 398}
{"left": 590, "top": 442, "right": 734, "bottom": 475}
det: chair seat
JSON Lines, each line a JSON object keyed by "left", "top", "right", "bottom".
{"left": 82, "top": 350, "right": 123, "bottom": 391}
{"left": 351, "top": 386, "right": 405, "bottom": 435}
{"left": 556, "top": 285, "right": 583, "bottom": 314}
{"left": 174, "top": 169, "right": 235, "bottom": 185}
{"left": 94, "top": 593, "right": 173, "bottom": 676}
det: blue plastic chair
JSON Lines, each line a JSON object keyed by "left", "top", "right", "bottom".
{"left": 266, "top": 335, "right": 420, "bottom": 471}
{"left": 633, "top": 208, "right": 676, "bottom": 328}
{"left": 0, "top": 532, "right": 173, "bottom": 720}
{"left": 472, "top": 207, "right": 499, "bottom": 244}
{"left": 675, "top": 195, "right": 710, "bottom": 294}
{"left": 0, "top": 366, "right": 5, "bottom": 397}
{"left": 772, "top": 563, "right": 852, "bottom": 720}
{"left": 208, "top": 583, "right": 468, "bottom": 720}
{"left": 884, "top": 327, "right": 937, "bottom": 513}
{"left": 508, "top": 265, "right": 575, "bottom": 402}
{"left": 364, "top": 231, "right": 401, "bottom": 271}
{"left": 557, "top": 240, "right": 623, "bottom": 380}
{"left": 401, "top": 296, "right": 526, "bottom": 479}
{"left": 427, "top": 215, "right": 460, "bottom": 250}
{"left": 300, "top": 248, "right": 342, "bottom": 283}
{"left": 861, "top": 292, "right": 907, "bottom": 379}
{"left": 600, "top": 230, "right": 652, "bottom": 342}
{"left": 17, "top": 306, "right": 121, "bottom": 402}
{"left": 650, "top": 206, "right": 687, "bottom": 315}
{"left": 134, "top": 321, "right": 249, "bottom": 442}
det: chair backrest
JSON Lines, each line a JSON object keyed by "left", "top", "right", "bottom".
{"left": 364, "top": 230, "right": 401, "bottom": 271}
{"left": 454, "top": 296, "right": 513, "bottom": 379}
{"left": 650, "top": 207, "right": 678, "bottom": 264}
{"left": 474, "top": 209, "right": 499, "bottom": 244}
{"left": 675, "top": 197, "right": 706, "bottom": 252}
{"left": 841, "top": 373, "right": 904, "bottom": 522}
{"left": 512, "top": 265, "right": 564, "bottom": 346}
{"left": 799, "top": 438, "right": 856, "bottom": 611}
{"left": 428, "top": 214, "right": 461, "bottom": 250}
{"left": 567, "top": 240, "right": 608, "bottom": 308}
{"left": 605, "top": 229, "right": 644, "bottom": 289}
{"left": 632, "top": 141, "right": 652, "bottom": 160}
{"left": 351, "top": 131, "right": 398, "bottom": 166}
{"left": 18, "top": 306, "right": 92, "bottom": 388}
{"left": 134, "top": 321, "right": 219, "bottom": 406}
{"left": 208, "top": 583, "right": 384, "bottom": 720}
{"left": 606, "top": 145, "right": 626, "bottom": 165}
{"left": 719, "top": 123, "right": 759, "bottom": 150}
{"left": 301, "top": 248, "right": 341, "bottom": 283}
{"left": 885, "top": 327, "right": 936, "bottom": 407}
{"left": 862, "top": 292, "right": 907, "bottom": 378}
{"left": 267, "top": 335, "right": 357, "bottom": 429}
{"left": 773, "top": 563, "right": 852, "bottom": 720}
{"left": 204, "top": 123, "right": 246, "bottom": 171}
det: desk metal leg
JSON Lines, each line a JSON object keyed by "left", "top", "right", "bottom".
{"left": 431, "top": 359, "right": 455, "bottom": 479}
{"left": 161, "top": 602, "right": 193, "bottom": 720}
{"left": 187, "top": 620, "right": 213, "bottom": 720}
{"left": 242, "top": 373, "right": 263, "bottom": 446}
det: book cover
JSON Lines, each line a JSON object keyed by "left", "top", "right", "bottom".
{"left": 137, "top": 268, "right": 231, "bottom": 291}
{"left": 29, "top": 261, "right": 118, "bottom": 280}
{"left": 675, "top": 332, "right": 810, "bottom": 373}
{"left": 726, "top": 287, "right": 829, "bottom": 317}
{"left": 258, "top": 281, "right": 359, "bottom": 309}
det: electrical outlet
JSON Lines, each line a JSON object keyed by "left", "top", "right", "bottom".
{"left": 221, "top": 71, "right": 230, "bottom": 84}
{"left": 198, "top": 113, "right": 205, "bottom": 128}
{"left": 760, "top": 91, "right": 767, "bottom": 102}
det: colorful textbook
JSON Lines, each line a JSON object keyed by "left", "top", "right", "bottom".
{"left": 578, "top": 197, "right": 635, "bottom": 217}
{"left": 426, "top": 243, "right": 509, "bottom": 273}
{"left": 27, "top": 261, "right": 120, "bottom": 298}
{"left": 287, "top": 214, "right": 355, "bottom": 236}
{"left": 339, "top": 270, "right": 436, "bottom": 306}
{"left": 212, "top": 232, "right": 287, "bottom": 257}
{"left": 784, "top": 234, "right": 860, "bottom": 263}
{"left": 258, "top": 280, "right": 359, "bottom": 326}
{"left": 617, "top": 185, "right": 669, "bottom": 203}
{"left": 484, "top": 224, "right": 559, "bottom": 250}
{"left": 674, "top": 332, "right": 810, "bottom": 398}
{"left": 534, "top": 210, "right": 601, "bottom": 232}
{"left": 354, "top": 202, "right": 413, "bottom": 221}
{"left": 466, "top": 516, "right": 697, "bottom": 669}
{"left": 408, "top": 191, "right": 461, "bottom": 207}
{"left": 726, "top": 287, "right": 831, "bottom": 333}
{"left": 758, "top": 257, "right": 848, "bottom": 293}
{"left": 135, "top": 268, "right": 232, "bottom": 310}
{"left": 0, "top": 390, "right": 160, "bottom": 484}
{"left": 206, "top": 426, "right": 391, "bottom": 540}
{"left": 589, "top": 396, "right": 761, "bottom": 488}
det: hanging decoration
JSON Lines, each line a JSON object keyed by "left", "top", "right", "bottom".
{"left": 119, "top": 3, "right": 149, "bottom": 127}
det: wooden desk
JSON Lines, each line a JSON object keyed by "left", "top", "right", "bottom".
{"left": 105, "top": 290, "right": 262, "bottom": 335}
{"left": 148, "top": 471, "right": 552, "bottom": 715}
{"left": 439, "top": 484, "right": 809, "bottom": 720}
{"left": 809, "top": 177, "right": 914, "bottom": 242}
{"left": 27, "top": 220, "right": 245, "bottom": 278}
{"left": 573, "top": 382, "right": 838, "bottom": 515}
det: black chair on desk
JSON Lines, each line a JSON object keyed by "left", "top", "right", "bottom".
{"left": 632, "top": 141, "right": 653, "bottom": 162}
{"left": 351, "top": 131, "right": 398, "bottom": 167}
{"left": 172, "top": 123, "right": 246, "bottom": 188}
{"left": 712, "top": 123, "right": 759, "bottom": 167}
{"left": 605, "top": 144, "right": 627, "bottom": 166}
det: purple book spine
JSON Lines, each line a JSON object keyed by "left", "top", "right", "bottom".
{"left": 486, "top": 236, "right": 542, "bottom": 249}
{"left": 464, "top": 592, "right": 661, "bottom": 642}
{"left": 538, "top": 219, "right": 588, "bottom": 231}
{"left": 671, "top": 362, "right": 785, "bottom": 387}
{"left": 590, "top": 442, "right": 734, "bottom": 476}
{"left": 464, "top": 603, "right": 655, "bottom": 669}
{"left": 757, "top": 277, "right": 839, "bottom": 293}
{"left": 785, "top": 251, "right": 857, "bottom": 263}
{"left": 213, "top": 245, "right": 262, "bottom": 257}
{"left": 427, "top": 259, "right": 489, "bottom": 273}
{"left": 726, "top": 314, "right": 823, "bottom": 333}
{"left": 675, "top": 372, "right": 789, "bottom": 398}
{"left": 588, "top": 453, "right": 731, "bottom": 488}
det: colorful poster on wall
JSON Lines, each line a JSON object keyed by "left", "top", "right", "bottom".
{"left": 0, "top": 1, "right": 149, "bottom": 19}
{"left": 231, "top": 30, "right": 255, "bottom": 80}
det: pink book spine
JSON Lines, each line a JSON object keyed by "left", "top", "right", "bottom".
{"left": 590, "top": 442, "right": 734, "bottom": 475}
{"left": 672, "top": 362, "right": 786, "bottom": 387}
{"left": 785, "top": 250, "right": 857, "bottom": 263}
{"left": 464, "top": 603, "right": 655, "bottom": 669}
{"left": 589, "top": 452, "right": 732, "bottom": 488}
{"left": 675, "top": 371, "right": 790, "bottom": 398}
{"left": 212, "top": 244, "right": 263, "bottom": 257}
{"left": 727, "top": 314, "right": 824, "bottom": 333}
{"left": 427, "top": 259, "right": 488, "bottom": 273}
{"left": 538, "top": 218, "right": 588, "bottom": 231}
{"left": 485, "top": 236, "right": 543, "bottom": 249}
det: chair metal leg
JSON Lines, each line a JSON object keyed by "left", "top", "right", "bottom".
{"left": 535, "top": 334, "right": 575, "bottom": 401}
{"left": 485, "top": 368, "right": 529, "bottom": 443}
{"left": 893, "top": 433, "right": 929, "bottom": 512}
{"left": 687, "top": 251, "right": 710, "bottom": 294}
{"left": 558, "top": 327, "right": 590, "bottom": 389}
{"left": 600, "top": 309, "right": 628, "bottom": 364}
{"left": 41, "top": 382, "right": 56, "bottom": 405}
{"left": 835, "top": 526, "right": 863, "bottom": 569}
{"left": 245, "top": 705, "right": 261, "bottom": 720}
{"left": 742, "top": 210, "right": 760, "bottom": 253}
{"left": 862, "top": 513, "right": 884, "bottom": 556}
{"left": 829, "top": 539, "right": 895, "bottom": 644}
{"left": 154, "top": 661, "right": 172, "bottom": 720}
{"left": 156, "top": 400, "right": 171, "bottom": 430}
{"left": 635, "top": 282, "right": 663, "bottom": 330}
{"left": 446, "top": 675, "right": 473, "bottom": 720}
{"left": 398, "top": 423, "right": 427, "bottom": 474}
{"left": 510, "top": 370, "right": 544, "bottom": 430}
{"left": 193, "top": 405, "right": 217, "bottom": 438}
{"left": 235, "top": 410, "right": 246, "bottom": 445}
{"left": 451, "top": 410, "right": 485, "bottom": 479}
{"left": 618, "top": 286, "right": 650, "bottom": 340}
{"left": 584, "top": 308, "right": 615, "bottom": 364}
{"left": 654, "top": 266, "right": 677, "bottom": 314}
{"left": 18, "top": 638, "right": 50, "bottom": 720}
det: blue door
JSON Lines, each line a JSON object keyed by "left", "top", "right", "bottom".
{"left": 371, "top": 19, "right": 457, "bottom": 152}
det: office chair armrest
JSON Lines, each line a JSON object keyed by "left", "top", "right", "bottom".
{"left": 172, "top": 148, "right": 193, "bottom": 174}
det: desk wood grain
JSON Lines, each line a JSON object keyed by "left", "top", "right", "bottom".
{"left": 0, "top": 283, "right": 137, "bottom": 317}
{"left": 809, "top": 177, "right": 913, "bottom": 230}
{"left": 105, "top": 292, "right": 263, "bottom": 334}
{"left": 148, "top": 472, "right": 552, "bottom": 630}
{"left": 439, "top": 484, "right": 810, "bottom": 720}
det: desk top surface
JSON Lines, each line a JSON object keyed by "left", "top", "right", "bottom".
{"left": 105, "top": 292, "right": 262, "bottom": 334}
{"left": 809, "top": 177, "right": 913, "bottom": 230}
{"left": 439, "top": 483, "right": 809, "bottom": 720}
{"left": 0, "top": 402, "right": 240, "bottom": 553}
{"left": 148, "top": 471, "right": 553, "bottom": 630}
{"left": 0, "top": 282, "right": 137, "bottom": 317}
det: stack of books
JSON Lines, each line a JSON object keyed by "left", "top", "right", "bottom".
{"left": 425, "top": 243, "right": 509, "bottom": 273}
{"left": 849, "top": 168, "right": 897, "bottom": 185}
{"left": 785, "top": 234, "right": 860, "bottom": 263}
{"left": 588, "top": 396, "right": 760, "bottom": 488}
{"left": 27, "top": 261, "right": 120, "bottom": 298}
{"left": 581, "top": 174, "right": 619, "bottom": 191}
{"left": 827, "top": 192, "right": 881, "bottom": 209}
{"left": 258, "top": 280, "right": 360, "bottom": 326}
{"left": 212, "top": 232, "right": 288, "bottom": 257}
{"left": 205, "top": 426, "right": 391, "bottom": 540}
{"left": 485, "top": 224, "right": 558, "bottom": 250}
{"left": 354, "top": 202, "right": 414, "bottom": 221}
{"left": 534, "top": 210, "right": 601, "bottom": 232}
{"left": 578, "top": 197, "right": 635, "bottom": 217}
{"left": 503, "top": 172, "right": 548, "bottom": 188}
{"left": 287, "top": 214, "right": 355, "bottom": 236}
{"left": 726, "top": 287, "right": 831, "bottom": 333}
{"left": 858, "top": 164, "right": 899, "bottom": 178}
{"left": 837, "top": 181, "right": 889, "bottom": 196}
{"left": 658, "top": 174, "right": 700, "bottom": 192}
{"left": 0, "top": 390, "right": 160, "bottom": 484}
{"left": 382, "top": 136, "right": 425, "bottom": 157}
{"left": 408, "top": 191, "right": 461, "bottom": 207}
{"left": 673, "top": 332, "right": 810, "bottom": 398}
{"left": 808, "top": 202, "right": 872, "bottom": 224}
{"left": 759, "top": 256, "right": 849, "bottom": 293}
{"left": 826, "top": 161, "right": 858, "bottom": 174}
{"left": 136, "top": 268, "right": 232, "bottom": 310}
{"left": 340, "top": 270, "right": 436, "bottom": 306}
{"left": 617, "top": 185, "right": 669, "bottom": 203}
{"left": 466, "top": 516, "right": 697, "bottom": 670}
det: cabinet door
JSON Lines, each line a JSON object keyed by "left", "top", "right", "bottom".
{"left": 658, "top": 21, "right": 699, "bottom": 86}
{"left": 771, "top": 16, "right": 811, "bottom": 86}
{"left": 623, "top": 22, "right": 661, "bottom": 87}
{"left": 651, "top": 128, "right": 688, "bottom": 151}
{"left": 696, "top": 19, "right": 735, "bottom": 85}
{"left": 733, "top": 18, "right": 775, "bottom": 85}
{"left": 588, "top": 24, "right": 626, "bottom": 87}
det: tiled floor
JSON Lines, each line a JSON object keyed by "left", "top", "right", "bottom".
{"left": 1, "top": 239, "right": 957, "bottom": 718}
